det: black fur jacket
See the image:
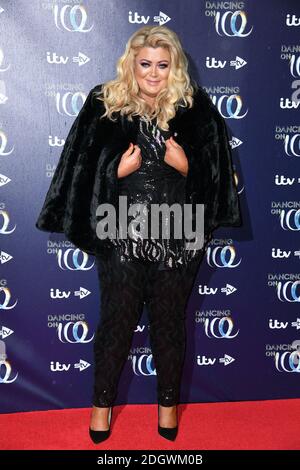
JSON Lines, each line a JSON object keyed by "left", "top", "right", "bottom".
{"left": 35, "top": 83, "right": 242, "bottom": 256}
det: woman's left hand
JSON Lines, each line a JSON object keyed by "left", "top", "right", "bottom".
{"left": 164, "top": 136, "right": 189, "bottom": 177}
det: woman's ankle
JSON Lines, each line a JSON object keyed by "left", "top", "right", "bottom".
{"left": 90, "top": 406, "right": 111, "bottom": 431}
{"left": 158, "top": 404, "right": 177, "bottom": 427}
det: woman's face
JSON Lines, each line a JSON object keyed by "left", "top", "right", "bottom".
{"left": 134, "top": 46, "right": 171, "bottom": 106}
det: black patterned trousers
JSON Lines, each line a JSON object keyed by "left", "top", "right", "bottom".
{"left": 92, "top": 249, "right": 204, "bottom": 408}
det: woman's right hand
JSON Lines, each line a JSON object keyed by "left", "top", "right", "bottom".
{"left": 117, "top": 143, "right": 142, "bottom": 178}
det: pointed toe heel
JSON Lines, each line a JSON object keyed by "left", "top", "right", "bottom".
{"left": 158, "top": 424, "right": 178, "bottom": 441}
{"left": 157, "top": 404, "right": 178, "bottom": 441}
{"left": 89, "top": 427, "right": 110, "bottom": 444}
{"left": 89, "top": 406, "right": 112, "bottom": 444}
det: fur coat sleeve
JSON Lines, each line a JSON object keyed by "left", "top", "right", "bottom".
{"left": 179, "top": 86, "right": 242, "bottom": 237}
{"left": 35, "top": 83, "right": 242, "bottom": 256}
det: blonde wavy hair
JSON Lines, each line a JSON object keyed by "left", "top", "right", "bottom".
{"left": 94, "top": 25, "right": 198, "bottom": 131}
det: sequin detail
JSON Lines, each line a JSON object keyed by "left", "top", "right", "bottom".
{"left": 109, "top": 116, "right": 205, "bottom": 270}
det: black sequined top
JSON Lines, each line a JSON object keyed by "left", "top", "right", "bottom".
{"left": 108, "top": 115, "right": 205, "bottom": 270}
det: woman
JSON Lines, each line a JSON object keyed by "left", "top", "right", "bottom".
{"left": 36, "top": 25, "right": 242, "bottom": 443}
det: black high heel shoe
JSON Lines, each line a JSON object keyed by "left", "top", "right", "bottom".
{"left": 157, "top": 404, "right": 178, "bottom": 441}
{"left": 89, "top": 406, "right": 112, "bottom": 444}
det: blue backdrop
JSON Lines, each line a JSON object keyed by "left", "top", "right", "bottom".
{"left": 1, "top": 0, "right": 300, "bottom": 413}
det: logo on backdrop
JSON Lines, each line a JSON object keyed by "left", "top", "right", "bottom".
{"left": 46, "top": 51, "right": 90, "bottom": 67}
{"left": 269, "top": 318, "right": 300, "bottom": 330}
{"left": 52, "top": 4, "right": 94, "bottom": 32}
{"left": 206, "top": 244, "right": 242, "bottom": 268}
{"left": 0, "top": 173, "right": 10, "bottom": 187}
{"left": 206, "top": 55, "right": 247, "bottom": 70}
{"left": 128, "top": 10, "right": 171, "bottom": 26}
{"left": 268, "top": 274, "right": 300, "bottom": 301}
{"left": 0, "top": 326, "right": 14, "bottom": 339}
{"left": 275, "top": 350, "right": 300, "bottom": 372}
{"left": 276, "top": 279, "right": 300, "bottom": 302}
{"left": 129, "top": 348, "right": 156, "bottom": 376}
{"left": 204, "top": 6, "right": 253, "bottom": 37}
{"left": 0, "top": 79, "right": 8, "bottom": 104}
{"left": 0, "top": 341, "right": 18, "bottom": 383}
{"left": 48, "top": 135, "right": 65, "bottom": 148}
{"left": 50, "top": 287, "right": 91, "bottom": 300}
{"left": 206, "top": 91, "right": 248, "bottom": 119}
{"left": 280, "top": 208, "right": 300, "bottom": 230}
{"left": 204, "top": 317, "right": 239, "bottom": 339}
{"left": 280, "top": 44, "right": 300, "bottom": 81}
{"left": 214, "top": 10, "right": 253, "bottom": 37}
{"left": 0, "top": 129, "right": 14, "bottom": 155}
{"left": 0, "top": 209, "right": 16, "bottom": 234}
{"left": 280, "top": 96, "right": 299, "bottom": 109}
{"left": 56, "top": 249, "right": 95, "bottom": 270}
{"left": 55, "top": 91, "right": 88, "bottom": 116}
{"left": 0, "top": 251, "right": 13, "bottom": 264}
{"left": 279, "top": 44, "right": 300, "bottom": 107}
{"left": 230, "top": 136, "right": 243, "bottom": 149}
{"left": 50, "top": 359, "right": 91, "bottom": 372}
{"left": 267, "top": 340, "right": 300, "bottom": 372}
{"left": 0, "top": 286, "right": 18, "bottom": 309}
{"left": 197, "top": 354, "right": 235, "bottom": 366}
{"left": 271, "top": 247, "right": 300, "bottom": 260}
{"left": 285, "top": 14, "right": 300, "bottom": 27}
{"left": 57, "top": 321, "right": 94, "bottom": 344}
{"left": 0, "top": 46, "right": 10, "bottom": 71}
{"left": 274, "top": 175, "right": 300, "bottom": 188}
{"left": 135, "top": 324, "right": 147, "bottom": 333}
{"left": 284, "top": 134, "right": 300, "bottom": 157}
{"left": 270, "top": 204, "right": 300, "bottom": 230}
{"left": 0, "top": 360, "right": 18, "bottom": 383}
{"left": 198, "top": 283, "right": 237, "bottom": 296}
{"left": 289, "top": 54, "right": 300, "bottom": 78}
{"left": 48, "top": 313, "right": 85, "bottom": 328}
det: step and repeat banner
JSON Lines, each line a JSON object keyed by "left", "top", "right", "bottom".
{"left": 1, "top": 0, "right": 299, "bottom": 413}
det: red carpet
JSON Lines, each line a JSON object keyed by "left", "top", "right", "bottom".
{"left": 1, "top": 399, "right": 299, "bottom": 450}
